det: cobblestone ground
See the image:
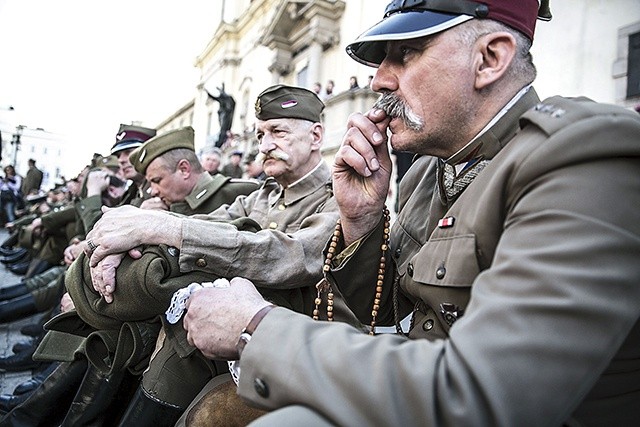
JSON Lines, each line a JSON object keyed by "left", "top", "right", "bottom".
{"left": 0, "top": 228, "right": 45, "bottom": 395}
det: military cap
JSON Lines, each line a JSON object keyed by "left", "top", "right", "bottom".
{"left": 92, "top": 154, "right": 121, "bottom": 172}
{"left": 347, "top": 0, "right": 552, "bottom": 67}
{"left": 129, "top": 126, "right": 195, "bottom": 174}
{"left": 255, "top": 84, "right": 324, "bottom": 122}
{"left": 111, "top": 124, "right": 157, "bottom": 155}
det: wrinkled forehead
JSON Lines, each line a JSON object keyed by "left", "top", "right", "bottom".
{"left": 256, "top": 117, "right": 302, "bottom": 133}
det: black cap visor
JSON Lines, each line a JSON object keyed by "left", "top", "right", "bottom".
{"left": 346, "top": 11, "right": 472, "bottom": 67}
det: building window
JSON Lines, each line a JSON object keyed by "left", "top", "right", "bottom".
{"left": 297, "top": 66, "right": 308, "bottom": 89}
{"left": 627, "top": 31, "right": 640, "bottom": 98}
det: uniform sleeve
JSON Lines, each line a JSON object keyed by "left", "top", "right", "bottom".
{"left": 75, "top": 195, "right": 104, "bottom": 234}
{"left": 236, "top": 114, "right": 640, "bottom": 426}
{"left": 178, "top": 202, "right": 339, "bottom": 289}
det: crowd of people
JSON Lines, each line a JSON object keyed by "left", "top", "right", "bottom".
{"left": 0, "top": 0, "right": 639, "bottom": 425}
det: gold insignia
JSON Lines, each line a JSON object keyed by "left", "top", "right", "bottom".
{"left": 255, "top": 98, "right": 261, "bottom": 116}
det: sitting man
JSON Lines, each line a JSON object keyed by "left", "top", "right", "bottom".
{"left": 180, "top": 1, "right": 640, "bottom": 426}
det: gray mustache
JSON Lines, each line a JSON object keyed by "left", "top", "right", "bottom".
{"left": 256, "top": 151, "right": 290, "bottom": 164}
{"left": 373, "top": 92, "right": 424, "bottom": 131}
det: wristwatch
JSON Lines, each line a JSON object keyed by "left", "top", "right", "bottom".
{"left": 235, "top": 305, "right": 276, "bottom": 357}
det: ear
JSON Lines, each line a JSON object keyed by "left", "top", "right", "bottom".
{"left": 309, "top": 123, "right": 324, "bottom": 151}
{"left": 474, "top": 32, "right": 517, "bottom": 90}
{"left": 176, "top": 159, "right": 192, "bottom": 178}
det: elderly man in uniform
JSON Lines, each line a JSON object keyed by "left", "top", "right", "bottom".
{"left": 179, "top": 1, "right": 640, "bottom": 426}
{"left": 75, "top": 84, "right": 355, "bottom": 425}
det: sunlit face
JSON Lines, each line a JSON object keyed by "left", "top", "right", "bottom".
{"left": 116, "top": 148, "right": 139, "bottom": 180}
{"left": 201, "top": 153, "right": 221, "bottom": 173}
{"left": 255, "top": 118, "right": 321, "bottom": 187}
{"left": 371, "top": 29, "right": 478, "bottom": 158}
{"left": 145, "top": 158, "right": 190, "bottom": 205}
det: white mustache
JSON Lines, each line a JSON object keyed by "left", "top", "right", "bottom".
{"left": 256, "top": 151, "right": 290, "bottom": 164}
{"left": 373, "top": 92, "right": 424, "bottom": 131}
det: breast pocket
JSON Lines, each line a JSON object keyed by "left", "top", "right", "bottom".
{"left": 410, "top": 234, "right": 480, "bottom": 287}
{"left": 406, "top": 234, "right": 480, "bottom": 335}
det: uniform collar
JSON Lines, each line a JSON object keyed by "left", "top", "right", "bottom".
{"left": 267, "top": 161, "right": 331, "bottom": 207}
{"left": 446, "top": 86, "right": 540, "bottom": 170}
{"left": 183, "top": 173, "right": 229, "bottom": 209}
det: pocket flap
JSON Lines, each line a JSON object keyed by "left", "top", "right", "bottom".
{"left": 411, "top": 234, "right": 480, "bottom": 287}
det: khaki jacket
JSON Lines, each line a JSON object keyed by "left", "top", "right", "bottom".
{"left": 238, "top": 92, "right": 640, "bottom": 426}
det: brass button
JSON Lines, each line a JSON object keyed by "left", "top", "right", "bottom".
{"left": 278, "top": 204, "right": 285, "bottom": 211}
{"left": 422, "top": 319, "right": 434, "bottom": 331}
{"left": 268, "top": 222, "right": 277, "bottom": 229}
{"left": 436, "top": 265, "right": 446, "bottom": 279}
{"left": 254, "top": 378, "right": 269, "bottom": 398}
{"left": 195, "top": 258, "right": 207, "bottom": 268}
{"left": 167, "top": 246, "right": 178, "bottom": 257}
{"left": 407, "top": 263, "right": 414, "bottom": 277}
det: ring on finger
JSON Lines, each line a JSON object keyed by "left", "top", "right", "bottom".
{"left": 87, "top": 239, "right": 98, "bottom": 252}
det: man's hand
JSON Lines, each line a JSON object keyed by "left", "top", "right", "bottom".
{"left": 333, "top": 108, "right": 393, "bottom": 245}
{"left": 60, "top": 292, "right": 76, "bottom": 312}
{"left": 139, "top": 197, "right": 169, "bottom": 211}
{"left": 84, "top": 205, "right": 181, "bottom": 267}
{"left": 90, "top": 252, "right": 143, "bottom": 303}
{"left": 183, "top": 277, "right": 272, "bottom": 360}
{"left": 63, "top": 240, "right": 84, "bottom": 266}
{"left": 85, "top": 170, "right": 111, "bottom": 197}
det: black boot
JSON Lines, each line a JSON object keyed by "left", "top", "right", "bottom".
{"left": 0, "top": 249, "right": 28, "bottom": 265}
{"left": 11, "top": 339, "right": 36, "bottom": 354}
{"left": 116, "top": 386, "right": 184, "bottom": 427}
{"left": 0, "top": 348, "right": 42, "bottom": 373}
{"left": 14, "top": 362, "right": 58, "bottom": 395}
{"left": 7, "top": 260, "right": 30, "bottom": 276}
{"left": 24, "top": 259, "right": 54, "bottom": 280}
{"left": 59, "top": 365, "right": 129, "bottom": 427}
{"left": 20, "top": 321, "right": 45, "bottom": 337}
{"left": 0, "top": 248, "right": 24, "bottom": 257}
{"left": 0, "top": 394, "right": 29, "bottom": 415}
{"left": 0, "top": 283, "right": 28, "bottom": 302}
{"left": 0, "top": 294, "right": 38, "bottom": 324}
{"left": 0, "top": 359, "right": 88, "bottom": 426}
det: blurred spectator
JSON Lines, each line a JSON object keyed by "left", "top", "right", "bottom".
{"left": 0, "top": 165, "right": 22, "bottom": 224}
{"left": 312, "top": 82, "right": 322, "bottom": 96}
{"left": 221, "top": 150, "right": 244, "bottom": 178}
{"left": 349, "top": 75, "right": 360, "bottom": 90}
{"left": 21, "top": 158, "right": 44, "bottom": 196}
{"left": 200, "top": 147, "right": 223, "bottom": 176}
{"left": 366, "top": 75, "right": 374, "bottom": 88}
{"left": 323, "top": 79, "right": 335, "bottom": 101}
{"left": 244, "top": 151, "right": 266, "bottom": 181}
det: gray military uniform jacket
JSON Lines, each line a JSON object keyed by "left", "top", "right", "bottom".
{"left": 177, "top": 161, "right": 345, "bottom": 317}
{"left": 236, "top": 91, "right": 640, "bottom": 426}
